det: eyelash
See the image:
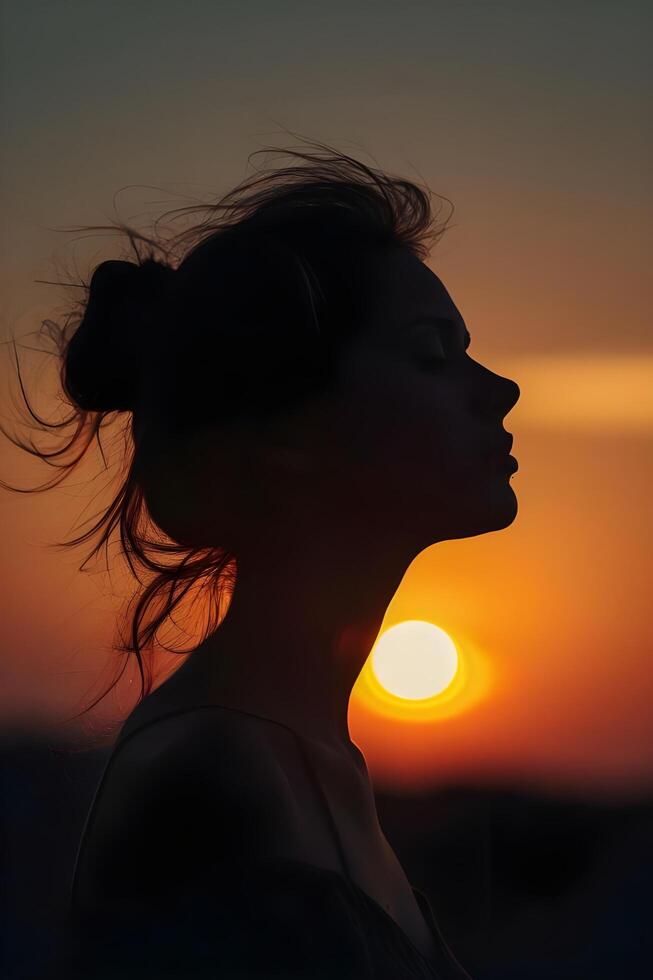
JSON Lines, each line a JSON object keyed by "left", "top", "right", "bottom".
{"left": 416, "top": 336, "right": 447, "bottom": 364}
{"left": 412, "top": 323, "right": 471, "bottom": 369}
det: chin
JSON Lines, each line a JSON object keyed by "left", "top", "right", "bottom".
{"left": 484, "top": 484, "right": 519, "bottom": 533}
{"left": 447, "top": 484, "right": 519, "bottom": 541}
{"left": 418, "top": 478, "right": 519, "bottom": 547}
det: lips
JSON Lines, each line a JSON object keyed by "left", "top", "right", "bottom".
{"left": 491, "top": 432, "right": 517, "bottom": 471}
{"left": 493, "top": 432, "right": 513, "bottom": 456}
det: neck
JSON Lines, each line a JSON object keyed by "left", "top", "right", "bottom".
{"left": 183, "top": 535, "right": 411, "bottom": 757}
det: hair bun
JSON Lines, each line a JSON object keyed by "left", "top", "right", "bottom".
{"left": 64, "top": 258, "right": 174, "bottom": 413}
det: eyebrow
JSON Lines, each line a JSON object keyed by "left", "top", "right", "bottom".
{"left": 406, "top": 316, "right": 471, "bottom": 350}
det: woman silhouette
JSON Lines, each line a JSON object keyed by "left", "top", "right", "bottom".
{"left": 15, "top": 141, "right": 519, "bottom": 979}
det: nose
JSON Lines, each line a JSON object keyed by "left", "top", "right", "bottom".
{"left": 482, "top": 371, "right": 521, "bottom": 418}
{"left": 468, "top": 358, "right": 520, "bottom": 418}
{"left": 500, "top": 376, "right": 520, "bottom": 416}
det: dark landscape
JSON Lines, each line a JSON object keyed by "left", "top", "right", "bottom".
{"left": 2, "top": 726, "right": 650, "bottom": 979}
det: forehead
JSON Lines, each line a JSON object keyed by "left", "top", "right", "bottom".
{"left": 361, "top": 247, "right": 465, "bottom": 335}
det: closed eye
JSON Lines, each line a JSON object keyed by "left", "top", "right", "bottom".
{"left": 406, "top": 316, "right": 471, "bottom": 353}
{"left": 418, "top": 334, "right": 447, "bottom": 361}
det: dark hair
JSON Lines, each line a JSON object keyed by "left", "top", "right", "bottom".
{"left": 2, "top": 137, "right": 454, "bottom": 717}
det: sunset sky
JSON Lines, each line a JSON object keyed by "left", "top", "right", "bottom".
{"left": 1, "top": 1, "right": 651, "bottom": 797}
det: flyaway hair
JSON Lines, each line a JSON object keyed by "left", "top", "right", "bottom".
{"left": 1, "top": 135, "right": 454, "bottom": 718}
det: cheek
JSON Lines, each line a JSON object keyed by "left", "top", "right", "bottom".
{"left": 331, "top": 355, "right": 483, "bottom": 490}
{"left": 340, "top": 402, "right": 478, "bottom": 513}
{"left": 382, "top": 387, "right": 480, "bottom": 480}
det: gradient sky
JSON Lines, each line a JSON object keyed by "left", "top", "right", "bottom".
{"left": 1, "top": 1, "right": 651, "bottom": 797}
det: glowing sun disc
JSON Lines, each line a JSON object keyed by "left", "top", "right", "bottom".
{"left": 372, "top": 620, "right": 459, "bottom": 700}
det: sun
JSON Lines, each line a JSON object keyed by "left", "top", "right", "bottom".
{"left": 354, "top": 619, "right": 492, "bottom": 721}
{"left": 371, "top": 620, "right": 459, "bottom": 700}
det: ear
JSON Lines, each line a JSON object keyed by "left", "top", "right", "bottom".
{"left": 245, "top": 403, "right": 330, "bottom": 479}
{"left": 253, "top": 438, "right": 323, "bottom": 478}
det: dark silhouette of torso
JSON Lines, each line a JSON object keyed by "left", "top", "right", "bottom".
{"left": 68, "top": 665, "right": 472, "bottom": 978}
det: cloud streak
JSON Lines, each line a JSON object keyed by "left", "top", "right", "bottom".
{"left": 499, "top": 354, "right": 653, "bottom": 433}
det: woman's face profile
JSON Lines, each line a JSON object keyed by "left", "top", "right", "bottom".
{"left": 293, "top": 246, "right": 521, "bottom": 554}
{"left": 181, "top": 245, "right": 521, "bottom": 561}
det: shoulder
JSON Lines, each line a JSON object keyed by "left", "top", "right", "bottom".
{"left": 74, "top": 708, "right": 293, "bottom": 909}
{"left": 110, "top": 706, "right": 294, "bottom": 836}
{"left": 115, "top": 705, "right": 289, "bottom": 802}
